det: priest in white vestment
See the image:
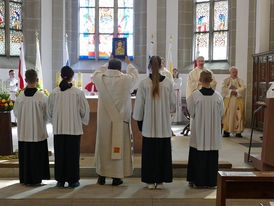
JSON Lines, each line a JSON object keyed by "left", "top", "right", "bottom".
{"left": 5, "top": 69, "right": 18, "bottom": 101}
{"left": 93, "top": 56, "right": 138, "bottom": 186}
{"left": 187, "top": 70, "right": 224, "bottom": 187}
{"left": 186, "top": 56, "right": 217, "bottom": 100}
{"left": 222, "top": 66, "right": 246, "bottom": 137}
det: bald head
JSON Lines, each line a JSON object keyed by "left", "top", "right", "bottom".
{"left": 230, "top": 66, "right": 238, "bottom": 79}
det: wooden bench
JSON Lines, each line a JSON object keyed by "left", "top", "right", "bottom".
{"left": 216, "top": 171, "right": 274, "bottom": 206}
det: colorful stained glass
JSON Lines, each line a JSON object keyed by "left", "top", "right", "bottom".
{"left": 196, "top": 3, "right": 210, "bottom": 32}
{"left": 10, "top": 30, "right": 22, "bottom": 56}
{"left": 80, "top": 0, "right": 95, "bottom": 7}
{"left": 195, "top": 33, "right": 209, "bottom": 60}
{"left": 0, "top": 29, "right": 5, "bottom": 55}
{"left": 118, "top": 8, "right": 133, "bottom": 34}
{"left": 118, "top": 0, "right": 133, "bottom": 7}
{"left": 118, "top": 34, "right": 133, "bottom": 58}
{"left": 214, "top": 1, "right": 228, "bottom": 31}
{"left": 99, "top": 8, "right": 114, "bottom": 33}
{"left": 213, "top": 32, "right": 227, "bottom": 60}
{"left": 99, "top": 0, "right": 114, "bottom": 7}
{"left": 9, "top": 2, "right": 22, "bottom": 30}
{"left": 80, "top": 8, "right": 95, "bottom": 33}
{"left": 0, "top": 1, "right": 5, "bottom": 28}
{"left": 99, "top": 35, "right": 113, "bottom": 59}
{"left": 79, "top": 34, "right": 95, "bottom": 59}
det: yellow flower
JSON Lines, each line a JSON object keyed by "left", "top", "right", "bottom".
{"left": 2, "top": 99, "right": 6, "bottom": 103}
{"left": 4, "top": 103, "right": 8, "bottom": 107}
{"left": 9, "top": 101, "right": 13, "bottom": 106}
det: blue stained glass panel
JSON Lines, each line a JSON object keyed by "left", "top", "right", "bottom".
{"left": 99, "top": 0, "right": 114, "bottom": 7}
{"left": 80, "top": 8, "right": 95, "bottom": 33}
{"left": 118, "top": 8, "right": 133, "bottom": 34}
{"left": 99, "top": 34, "right": 113, "bottom": 59}
{"left": 196, "top": 3, "right": 210, "bottom": 32}
{"left": 214, "top": 1, "right": 228, "bottom": 31}
{"left": 0, "top": 29, "right": 5, "bottom": 55}
{"left": 79, "top": 34, "right": 95, "bottom": 59}
{"left": 99, "top": 8, "right": 114, "bottom": 33}
{"left": 0, "top": 1, "right": 5, "bottom": 28}
{"left": 10, "top": 30, "right": 22, "bottom": 56}
{"left": 118, "top": 0, "right": 133, "bottom": 7}
{"left": 9, "top": 2, "right": 22, "bottom": 30}
{"left": 80, "top": 0, "right": 95, "bottom": 7}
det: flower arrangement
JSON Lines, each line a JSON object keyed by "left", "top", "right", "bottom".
{"left": 0, "top": 91, "right": 14, "bottom": 112}
{"left": 16, "top": 88, "right": 50, "bottom": 97}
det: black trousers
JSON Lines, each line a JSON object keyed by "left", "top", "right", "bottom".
{"left": 19, "top": 139, "right": 50, "bottom": 185}
{"left": 54, "top": 135, "right": 81, "bottom": 183}
{"left": 141, "top": 137, "right": 173, "bottom": 184}
{"left": 187, "top": 147, "right": 219, "bottom": 187}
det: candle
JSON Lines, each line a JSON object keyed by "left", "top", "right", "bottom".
{"left": 77, "top": 73, "right": 82, "bottom": 90}
{"left": 56, "top": 72, "right": 61, "bottom": 86}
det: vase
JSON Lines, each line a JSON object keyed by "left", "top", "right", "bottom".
{"left": 0, "top": 111, "right": 13, "bottom": 155}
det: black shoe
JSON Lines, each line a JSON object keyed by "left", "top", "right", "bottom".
{"left": 223, "top": 131, "right": 230, "bottom": 137}
{"left": 235, "top": 133, "right": 243, "bottom": 138}
{"left": 69, "top": 181, "right": 80, "bottom": 188}
{"left": 112, "top": 178, "right": 123, "bottom": 186}
{"left": 97, "top": 175, "right": 106, "bottom": 185}
{"left": 56, "top": 181, "right": 65, "bottom": 187}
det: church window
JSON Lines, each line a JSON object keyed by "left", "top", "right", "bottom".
{"left": 79, "top": 0, "right": 134, "bottom": 60}
{"left": 194, "top": 0, "right": 229, "bottom": 61}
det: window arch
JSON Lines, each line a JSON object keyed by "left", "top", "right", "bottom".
{"left": 0, "top": 0, "right": 23, "bottom": 56}
{"left": 194, "top": 0, "right": 229, "bottom": 61}
{"left": 79, "top": 0, "right": 134, "bottom": 60}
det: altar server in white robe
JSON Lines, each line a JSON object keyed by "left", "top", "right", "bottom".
{"left": 187, "top": 70, "right": 224, "bottom": 187}
{"left": 133, "top": 56, "right": 176, "bottom": 189}
{"left": 93, "top": 56, "right": 138, "bottom": 186}
{"left": 47, "top": 66, "right": 90, "bottom": 188}
{"left": 172, "top": 68, "right": 183, "bottom": 123}
{"left": 186, "top": 56, "right": 217, "bottom": 100}
{"left": 222, "top": 66, "right": 246, "bottom": 137}
{"left": 14, "top": 69, "right": 50, "bottom": 185}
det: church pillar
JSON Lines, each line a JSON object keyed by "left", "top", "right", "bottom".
{"left": 41, "top": 0, "right": 53, "bottom": 92}
{"left": 166, "top": 0, "right": 179, "bottom": 69}
{"left": 255, "top": 0, "right": 271, "bottom": 53}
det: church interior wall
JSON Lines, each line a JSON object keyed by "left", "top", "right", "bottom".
{"left": 157, "top": 0, "right": 166, "bottom": 58}
{"left": 270, "top": 0, "right": 274, "bottom": 50}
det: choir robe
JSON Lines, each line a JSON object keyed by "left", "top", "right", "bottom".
{"left": 186, "top": 67, "right": 217, "bottom": 100}
{"left": 13, "top": 88, "right": 50, "bottom": 185}
{"left": 172, "top": 77, "right": 183, "bottom": 123}
{"left": 47, "top": 86, "right": 90, "bottom": 183}
{"left": 160, "top": 67, "right": 174, "bottom": 82}
{"left": 93, "top": 63, "right": 138, "bottom": 179}
{"left": 186, "top": 88, "right": 224, "bottom": 187}
{"left": 221, "top": 77, "right": 246, "bottom": 134}
{"left": 133, "top": 75, "right": 176, "bottom": 184}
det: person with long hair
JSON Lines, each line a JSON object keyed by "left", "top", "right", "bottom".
{"left": 133, "top": 56, "right": 176, "bottom": 189}
{"left": 47, "top": 66, "right": 90, "bottom": 188}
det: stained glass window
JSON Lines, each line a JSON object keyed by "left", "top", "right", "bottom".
{"left": 194, "top": 0, "right": 229, "bottom": 61}
{"left": 10, "top": 30, "right": 22, "bottom": 56}
{"left": 0, "top": 29, "right": 5, "bottom": 55}
{"left": 79, "top": 0, "right": 134, "bottom": 60}
{"left": 99, "top": 8, "right": 114, "bottom": 33}
{"left": 9, "top": 2, "right": 22, "bottom": 30}
{"left": 0, "top": 1, "right": 5, "bottom": 28}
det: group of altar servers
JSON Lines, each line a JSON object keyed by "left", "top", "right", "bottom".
{"left": 13, "top": 55, "right": 246, "bottom": 189}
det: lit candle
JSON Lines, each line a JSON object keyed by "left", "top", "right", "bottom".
{"left": 77, "top": 73, "right": 82, "bottom": 90}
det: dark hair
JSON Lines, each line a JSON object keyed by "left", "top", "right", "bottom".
{"left": 59, "top": 66, "right": 74, "bottom": 91}
{"left": 25, "top": 69, "right": 38, "bottom": 84}
{"left": 200, "top": 70, "right": 212, "bottom": 83}
{"left": 9, "top": 69, "right": 14, "bottom": 74}
{"left": 108, "top": 58, "right": 122, "bottom": 70}
{"left": 149, "top": 56, "right": 162, "bottom": 98}
{"left": 173, "top": 68, "right": 179, "bottom": 78}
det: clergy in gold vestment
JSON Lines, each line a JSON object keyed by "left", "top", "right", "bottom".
{"left": 186, "top": 56, "right": 217, "bottom": 100}
{"left": 93, "top": 56, "right": 138, "bottom": 186}
{"left": 222, "top": 66, "right": 245, "bottom": 137}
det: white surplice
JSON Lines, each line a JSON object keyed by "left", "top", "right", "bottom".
{"left": 133, "top": 77, "right": 176, "bottom": 138}
{"left": 160, "top": 67, "right": 174, "bottom": 82}
{"left": 187, "top": 90, "right": 224, "bottom": 151}
{"left": 186, "top": 67, "right": 217, "bottom": 100}
{"left": 47, "top": 87, "right": 90, "bottom": 135}
{"left": 172, "top": 77, "right": 183, "bottom": 123}
{"left": 14, "top": 90, "right": 48, "bottom": 142}
{"left": 93, "top": 63, "right": 138, "bottom": 178}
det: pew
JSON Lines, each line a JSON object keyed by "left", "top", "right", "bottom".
{"left": 216, "top": 171, "right": 274, "bottom": 206}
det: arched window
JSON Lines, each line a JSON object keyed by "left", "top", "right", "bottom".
{"left": 0, "top": 0, "right": 23, "bottom": 56}
{"left": 79, "top": 0, "right": 134, "bottom": 60}
{"left": 194, "top": 0, "right": 229, "bottom": 61}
